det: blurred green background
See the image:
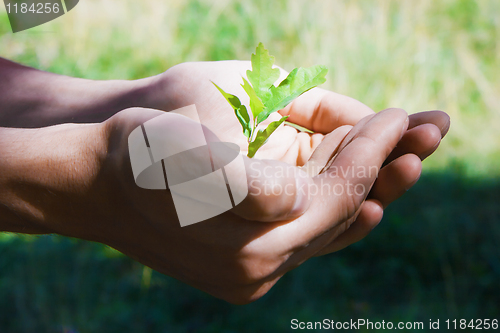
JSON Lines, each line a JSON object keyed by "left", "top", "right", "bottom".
{"left": 0, "top": 0, "right": 499, "bottom": 332}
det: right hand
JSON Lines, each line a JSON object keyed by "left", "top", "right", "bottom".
{"left": 64, "top": 106, "right": 426, "bottom": 303}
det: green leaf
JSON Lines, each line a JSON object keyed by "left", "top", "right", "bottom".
{"left": 214, "top": 43, "right": 328, "bottom": 158}
{"left": 212, "top": 81, "right": 244, "bottom": 112}
{"left": 212, "top": 81, "right": 251, "bottom": 139}
{"left": 241, "top": 77, "right": 264, "bottom": 119}
{"left": 246, "top": 42, "right": 281, "bottom": 102}
{"left": 235, "top": 105, "right": 252, "bottom": 139}
{"left": 247, "top": 115, "right": 288, "bottom": 158}
{"left": 256, "top": 65, "right": 328, "bottom": 124}
{"left": 284, "top": 121, "right": 314, "bottom": 133}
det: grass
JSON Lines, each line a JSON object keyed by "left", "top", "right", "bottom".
{"left": 0, "top": 0, "right": 499, "bottom": 332}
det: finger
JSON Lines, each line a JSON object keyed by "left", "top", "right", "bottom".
{"left": 301, "top": 125, "right": 352, "bottom": 177}
{"left": 226, "top": 108, "right": 408, "bottom": 282}
{"left": 369, "top": 153, "right": 422, "bottom": 208}
{"left": 384, "top": 123, "right": 442, "bottom": 165}
{"left": 330, "top": 113, "right": 374, "bottom": 154}
{"left": 270, "top": 199, "right": 382, "bottom": 278}
{"left": 230, "top": 158, "right": 314, "bottom": 222}
{"left": 280, "top": 108, "right": 408, "bottom": 245}
{"left": 382, "top": 110, "right": 450, "bottom": 165}
{"left": 280, "top": 88, "right": 375, "bottom": 134}
{"left": 257, "top": 109, "right": 413, "bottom": 275}
{"left": 314, "top": 199, "right": 384, "bottom": 255}
{"left": 300, "top": 114, "right": 374, "bottom": 177}
{"left": 278, "top": 131, "right": 325, "bottom": 167}
{"left": 320, "top": 108, "right": 408, "bottom": 220}
{"left": 314, "top": 155, "right": 422, "bottom": 256}
{"left": 408, "top": 110, "right": 450, "bottom": 137}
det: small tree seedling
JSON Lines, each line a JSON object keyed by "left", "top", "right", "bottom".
{"left": 213, "top": 43, "right": 328, "bottom": 158}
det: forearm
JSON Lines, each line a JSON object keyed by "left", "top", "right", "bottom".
{"left": 0, "top": 57, "right": 158, "bottom": 127}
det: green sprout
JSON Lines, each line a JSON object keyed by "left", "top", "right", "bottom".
{"left": 213, "top": 43, "right": 328, "bottom": 158}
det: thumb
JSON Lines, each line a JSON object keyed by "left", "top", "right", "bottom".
{"left": 231, "top": 158, "right": 314, "bottom": 222}
{"left": 319, "top": 108, "right": 409, "bottom": 221}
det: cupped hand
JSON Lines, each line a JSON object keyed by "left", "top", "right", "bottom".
{"left": 96, "top": 107, "right": 409, "bottom": 304}
{"left": 145, "top": 61, "right": 450, "bottom": 252}
{"left": 89, "top": 101, "right": 448, "bottom": 304}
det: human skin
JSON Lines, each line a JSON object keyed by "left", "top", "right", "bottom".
{"left": 0, "top": 58, "right": 450, "bottom": 303}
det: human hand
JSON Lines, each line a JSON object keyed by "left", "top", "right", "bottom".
{"left": 70, "top": 106, "right": 407, "bottom": 303}
{"left": 72, "top": 103, "right": 444, "bottom": 304}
